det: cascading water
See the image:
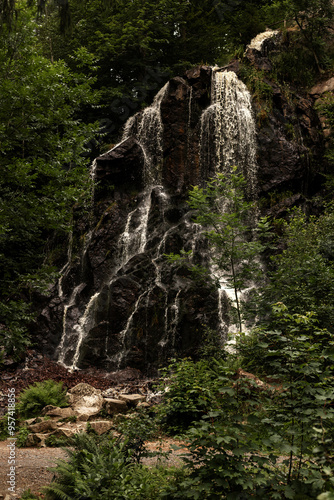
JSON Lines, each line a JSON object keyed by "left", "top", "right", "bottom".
{"left": 199, "top": 69, "right": 258, "bottom": 336}
{"left": 123, "top": 82, "right": 169, "bottom": 184}
{"left": 200, "top": 70, "right": 257, "bottom": 197}
{"left": 57, "top": 82, "right": 169, "bottom": 370}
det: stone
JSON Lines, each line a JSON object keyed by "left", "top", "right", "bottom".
{"left": 25, "top": 433, "right": 44, "bottom": 447}
{"left": 68, "top": 383, "right": 104, "bottom": 419}
{"left": 54, "top": 426, "right": 82, "bottom": 438}
{"left": 23, "top": 417, "right": 40, "bottom": 426}
{"left": 119, "top": 394, "right": 146, "bottom": 406}
{"left": 41, "top": 404, "right": 60, "bottom": 415}
{"left": 68, "top": 383, "right": 103, "bottom": 404}
{"left": 28, "top": 420, "right": 58, "bottom": 433}
{"left": 89, "top": 420, "right": 114, "bottom": 435}
{"left": 137, "top": 402, "right": 150, "bottom": 409}
{"left": 94, "top": 137, "right": 145, "bottom": 197}
{"left": 43, "top": 406, "right": 76, "bottom": 419}
{"left": 74, "top": 407, "right": 102, "bottom": 422}
{"left": 103, "top": 398, "right": 128, "bottom": 415}
{"left": 310, "top": 77, "right": 334, "bottom": 96}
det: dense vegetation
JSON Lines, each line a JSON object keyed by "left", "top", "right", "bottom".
{"left": 18, "top": 302, "right": 334, "bottom": 499}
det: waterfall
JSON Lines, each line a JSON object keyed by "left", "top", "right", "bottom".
{"left": 246, "top": 29, "right": 279, "bottom": 52}
{"left": 200, "top": 70, "right": 257, "bottom": 197}
{"left": 55, "top": 69, "right": 259, "bottom": 371}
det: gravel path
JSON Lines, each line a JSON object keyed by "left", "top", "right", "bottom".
{"left": 0, "top": 440, "right": 68, "bottom": 497}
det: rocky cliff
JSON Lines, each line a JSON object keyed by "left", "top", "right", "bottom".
{"left": 35, "top": 31, "right": 326, "bottom": 375}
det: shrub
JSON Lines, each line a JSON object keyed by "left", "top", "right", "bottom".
{"left": 17, "top": 380, "right": 68, "bottom": 419}
{"left": 157, "top": 358, "right": 221, "bottom": 434}
{"left": 161, "top": 304, "right": 334, "bottom": 499}
{"left": 20, "top": 489, "right": 42, "bottom": 500}
{"left": 115, "top": 408, "right": 159, "bottom": 463}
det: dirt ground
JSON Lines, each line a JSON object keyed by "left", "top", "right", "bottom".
{"left": 0, "top": 440, "right": 68, "bottom": 497}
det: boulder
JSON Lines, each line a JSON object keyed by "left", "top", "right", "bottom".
{"left": 68, "top": 383, "right": 104, "bottom": 409}
{"left": 23, "top": 417, "right": 41, "bottom": 426}
{"left": 103, "top": 398, "right": 128, "bottom": 415}
{"left": 137, "top": 402, "right": 150, "bottom": 409}
{"left": 54, "top": 425, "right": 83, "bottom": 438}
{"left": 25, "top": 432, "right": 52, "bottom": 447}
{"left": 94, "top": 137, "right": 145, "bottom": 196}
{"left": 74, "top": 407, "right": 102, "bottom": 422}
{"left": 310, "top": 77, "right": 334, "bottom": 96}
{"left": 28, "top": 420, "right": 58, "bottom": 433}
{"left": 42, "top": 406, "right": 76, "bottom": 419}
{"left": 89, "top": 420, "right": 114, "bottom": 435}
{"left": 119, "top": 394, "right": 146, "bottom": 406}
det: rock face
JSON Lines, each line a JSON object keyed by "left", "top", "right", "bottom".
{"left": 36, "top": 38, "right": 325, "bottom": 374}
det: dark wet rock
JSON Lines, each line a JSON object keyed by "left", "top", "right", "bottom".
{"left": 33, "top": 56, "right": 327, "bottom": 375}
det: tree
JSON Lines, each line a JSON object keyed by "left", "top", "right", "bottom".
{"left": 176, "top": 169, "right": 269, "bottom": 332}
{"left": 263, "top": 207, "right": 334, "bottom": 332}
{"left": 0, "top": 9, "right": 98, "bottom": 360}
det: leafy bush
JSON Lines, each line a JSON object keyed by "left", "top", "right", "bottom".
{"left": 20, "top": 489, "right": 42, "bottom": 500}
{"left": 261, "top": 208, "right": 334, "bottom": 332}
{"left": 17, "top": 380, "right": 68, "bottom": 419}
{"left": 0, "top": 414, "right": 9, "bottom": 440}
{"left": 161, "top": 304, "right": 334, "bottom": 499}
{"left": 157, "top": 358, "right": 221, "bottom": 434}
{"left": 115, "top": 408, "right": 159, "bottom": 463}
{"left": 45, "top": 434, "right": 73, "bottom": 448}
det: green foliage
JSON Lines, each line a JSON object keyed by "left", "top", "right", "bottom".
{"left": 17, "top": 380, "right": 68, "bottom": 419}
{"left": 44, "top": 432, "right": 173, "bottom": 500}
{"left": 157, "top": 358, "right": 221, "bottom": 434}
{"left": 0, "top": 413, "right": 10, "bottom": 440}
{"left": 265, "top": 0, "right": 334, "bottom": 82}
{"left": 0, "top": 9, "right": 98, "bottom": 357}
{"left": 0, "top": 300, "right": 33, "bottom": 362}
{"left": 115, "top": 408, "right": 159, "bottom": 463}
{"left": 16, "top": 425, "right": 30, "bottom": 448}
{"left": 239, "top": 65, "right": 274, "bottom": 102}
{"left": 263, "top": 207, "right": 334, "bottom": 331}
{"left": 45, "top": 434, "right": 73, "bottom": 448}
{"left": 197, "top": 326, "right": 225, "bottom": 360}
{"left": 162, "top": 304, "right": 334, "bottom": 499}
{"left": 20, "top": 489, "right": 42, "bottom": 500}
{"left": 185, "top": 169, "right": 270, "bottom": 331}
{"left": 316, "top": 95, "right": 334, "bottom": 167}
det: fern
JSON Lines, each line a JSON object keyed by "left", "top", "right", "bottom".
{"left": 43, "top": 433, "right": 167, "bottom": 499}
{"left": 17, "top": 380, "right": 68, "bottom": 419}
